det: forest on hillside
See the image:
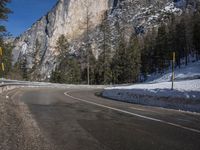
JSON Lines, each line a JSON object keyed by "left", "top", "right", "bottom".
{"left": 50, "top": 11, "right": 200, "bottom": 85}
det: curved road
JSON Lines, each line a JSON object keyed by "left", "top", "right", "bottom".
{"left": 1, "top": 87, "right": 200, "bottom": 150}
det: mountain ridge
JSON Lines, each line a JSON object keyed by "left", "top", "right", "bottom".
{"left": 12, "top": 0, "right": 198, "bottom": 81}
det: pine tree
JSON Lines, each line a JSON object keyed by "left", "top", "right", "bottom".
{"left": 0, "top": 0, "right": 12, "bottom": 78}
{"left": 81, "top": 0, "right": 93, "bottom": 85}
{"left": 56, "top": 34, "right": 69, "bottom": 60}
{"left": 154, "top": 24, "right": 169, "bottom": 73}
{"left": 167, "top": 15, "right": 176, "bottom": 61}
{"left": 184, "top": 13, "right": 194, "bottom": 64}
{"left": 50, "top": 66, "right": 62, "bottom": 83}
{"left": 0, "top": 0, "right": 12, "bottom": 33}
{"left": 30, "top": 39, "right": 41, "bottom": 80}
{"left": 50, "top": 57, "right": 81, "bottom": 84}
{"left": 58, "top": 56, "right": 81, "bottom": 84}
{"left": 50, "top": 35, "right": 81, "bottom": 84}
{"left": 88, "top": 46, "right": 96, "bottom": 84}
{"left": 80, "top": 45, "right": 97, "bottom": 84}
{"left": 20, "top": 56, "right": 28, "bottom": 80}
{"left": 193, "top": 13, "right": 200, "bottom": 60}
{"left": 126, "top": 35, "right": 141, "bottom": 83}
{"left": 69, "top": 58, "right": 81, "bottom": 84}
{"left": 111, "top": 37, "right": 127, "bottom": 84}
{"left": 97, "top": 47, "right": 112, "bottom": 84}
{"left": 34, "top": 39, "right": 41, "bottom": 66}
{"left": 175, "top": 19, "right": 187, "bottom": 67}
{"left": 97, "top": 11, "right": 112, "bottom": 84}
{"left": 141, "top": 28, "right": 157, "bottom": 79}
{"left": 111, "top": 35, "right": 141, "bottom": 84}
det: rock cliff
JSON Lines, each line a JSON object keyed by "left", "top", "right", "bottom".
{"left": 12, "top": 0, "right": 197, "bottom": 80}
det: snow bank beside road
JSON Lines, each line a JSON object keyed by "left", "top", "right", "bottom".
{"left": 104, "top": 79, "right": 200, "bottom": 100}
{"left": 103, "top": 79, "right": 200, "bottom": 112}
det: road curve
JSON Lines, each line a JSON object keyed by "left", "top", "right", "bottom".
{"left": 1, "top": 87, "right": 200, "bottom": 150}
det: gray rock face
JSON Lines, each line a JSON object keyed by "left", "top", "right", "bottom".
{"left": 13, "top": 0, "right": 194, "bottom": 80}
{"left": 13, "top": 0, "right": 114, "bottom": 80}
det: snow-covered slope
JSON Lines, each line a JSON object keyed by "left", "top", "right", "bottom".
{"left": 103, "top": 61, "right": 200, "bottom": 112}
{"left": 147, "top": 60, "right": 200, "bottom": 83}
{"left": 104, "top": 79, "right": 200, "bottom": 99}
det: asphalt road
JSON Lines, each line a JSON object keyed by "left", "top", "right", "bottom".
{"left": 1, "top": 87, "right": 200, "bottom": 150}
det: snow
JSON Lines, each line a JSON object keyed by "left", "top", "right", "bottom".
{"left": 103, "top": 61, "right": 200, "bottom": 112}
{"left": 147, "top": 60, "right": 200, "bottom": 83}
{"left": 105, "top": 80, "right": 200, "bottom": 99}
{"left": 164, "top": 2, "right": 181, "bottom": 13}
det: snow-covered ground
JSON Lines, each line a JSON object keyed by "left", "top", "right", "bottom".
{"left": 146, "top": 60, "right": 200, "bottom": 83}
{"left": 103, "top": 61, "right": 200, "bottom": 112}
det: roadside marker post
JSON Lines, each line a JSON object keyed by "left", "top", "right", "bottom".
{"left": 0, "top": 47, "right": 4, "bottom": 80}
{"left": 171, "top": 52, "right": 175, "bottom": 90}
{"left": 2, "top": 63, "right": 5, "bottom": 72}
{"left": 0, "top": 47, "right": 2, "bottom": 56}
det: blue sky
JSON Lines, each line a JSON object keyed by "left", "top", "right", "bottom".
{"left": 5, "top": 0, "right": 57, "bottom": 37}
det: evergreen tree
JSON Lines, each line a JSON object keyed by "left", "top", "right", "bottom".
{"left": 167, "top": 15, "right": 176, "bottom": 61}
{"left": 30, "top": 39, "right": 41, "bottom": 80}
{"left": 154, "top": 24, "right": 169, "bottom": 73}
{"left": 33, "top": 39, "right": 41, "bottom": 66}
{"left": 0, "top": 38, "right": 13, "bottom": 77}
{"left": 184, "top": 13, "right": 194, "bottom": 64}
{"left": 50, "top": 35, "right": 81, "bottom": 84}
{"left": 50, "top": 66, "right": 62, "bottom": 83}
{"left": 141, "top": 29, "right": 157, "bottom": 79}
{"left": 81, "top": 0, "right": 93, "bottom": 85}
{"left": 97, "top": 47, "right": 112, "bottom": 84}
{"left": 140, "top": 13, "right": 199, "bottom": 81}
{"left": 56, "top": 34, "right": 69, "bottom": 60}
{"left": 10, "top": 62, "right": 23, "bottom": 80}
{"left": 55, "top": 57, "right": 81, "bottom": 84}
{"left": 97, "top": 11, "right": 112, "bottom": 84}
{"left": 111, "top": 37, "right": 127, "bottom": 84}
{"left": 193, "top": 13, "right": 200, "bottom": 60}
{"left": 51, "top": 57, "right": 81, "bottom": 84}
{"left": 111, "top": 35, "right": 141, "bottom": 84}
{"left": 0, "top": 0, "right": 12, "bottom": 78}
{"left": 175, "top": 19, "right": 187, "bottom": 67}
{"left": 20, "top": 56, "right": 28, "bottom": 80}
{"left": 87, "top": 46, "right": 96, "bottom": 84}
{"left": 126, "top": 35, "right": 141, "bottom": 83}
{"left": 0, "top": 0, "right": 12, "bottom": 33}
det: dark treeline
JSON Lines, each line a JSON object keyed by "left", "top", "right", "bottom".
{"left": 141, "top": 12, "right": 200, "bottom": 80}
{"left": 50, "top": 33, "right": 141, "bottom": 84}
{"left": 50, "top": 11, "right": 200, "bottom": 85}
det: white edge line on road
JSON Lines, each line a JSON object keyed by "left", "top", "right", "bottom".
{"left": 64, "top": 91, "right": 200, "bottom": 134}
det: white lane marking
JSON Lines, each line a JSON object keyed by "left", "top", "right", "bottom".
{"left": 64, "top": 91, "right": 200, "bottom": 134}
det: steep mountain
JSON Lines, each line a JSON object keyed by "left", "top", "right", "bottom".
{"left": 12, "top": 0, "right": 198, "bottom": 80}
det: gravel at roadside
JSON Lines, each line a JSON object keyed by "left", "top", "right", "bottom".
{"left": 0, "top": 89, "right": 56, "bottom": 150}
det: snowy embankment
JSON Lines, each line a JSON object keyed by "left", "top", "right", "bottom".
{"left": 146, "top": 60, "right": 200, "bottom": 83}
{"left": 103, "top": 61, "right": 200, "bottom": 112}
